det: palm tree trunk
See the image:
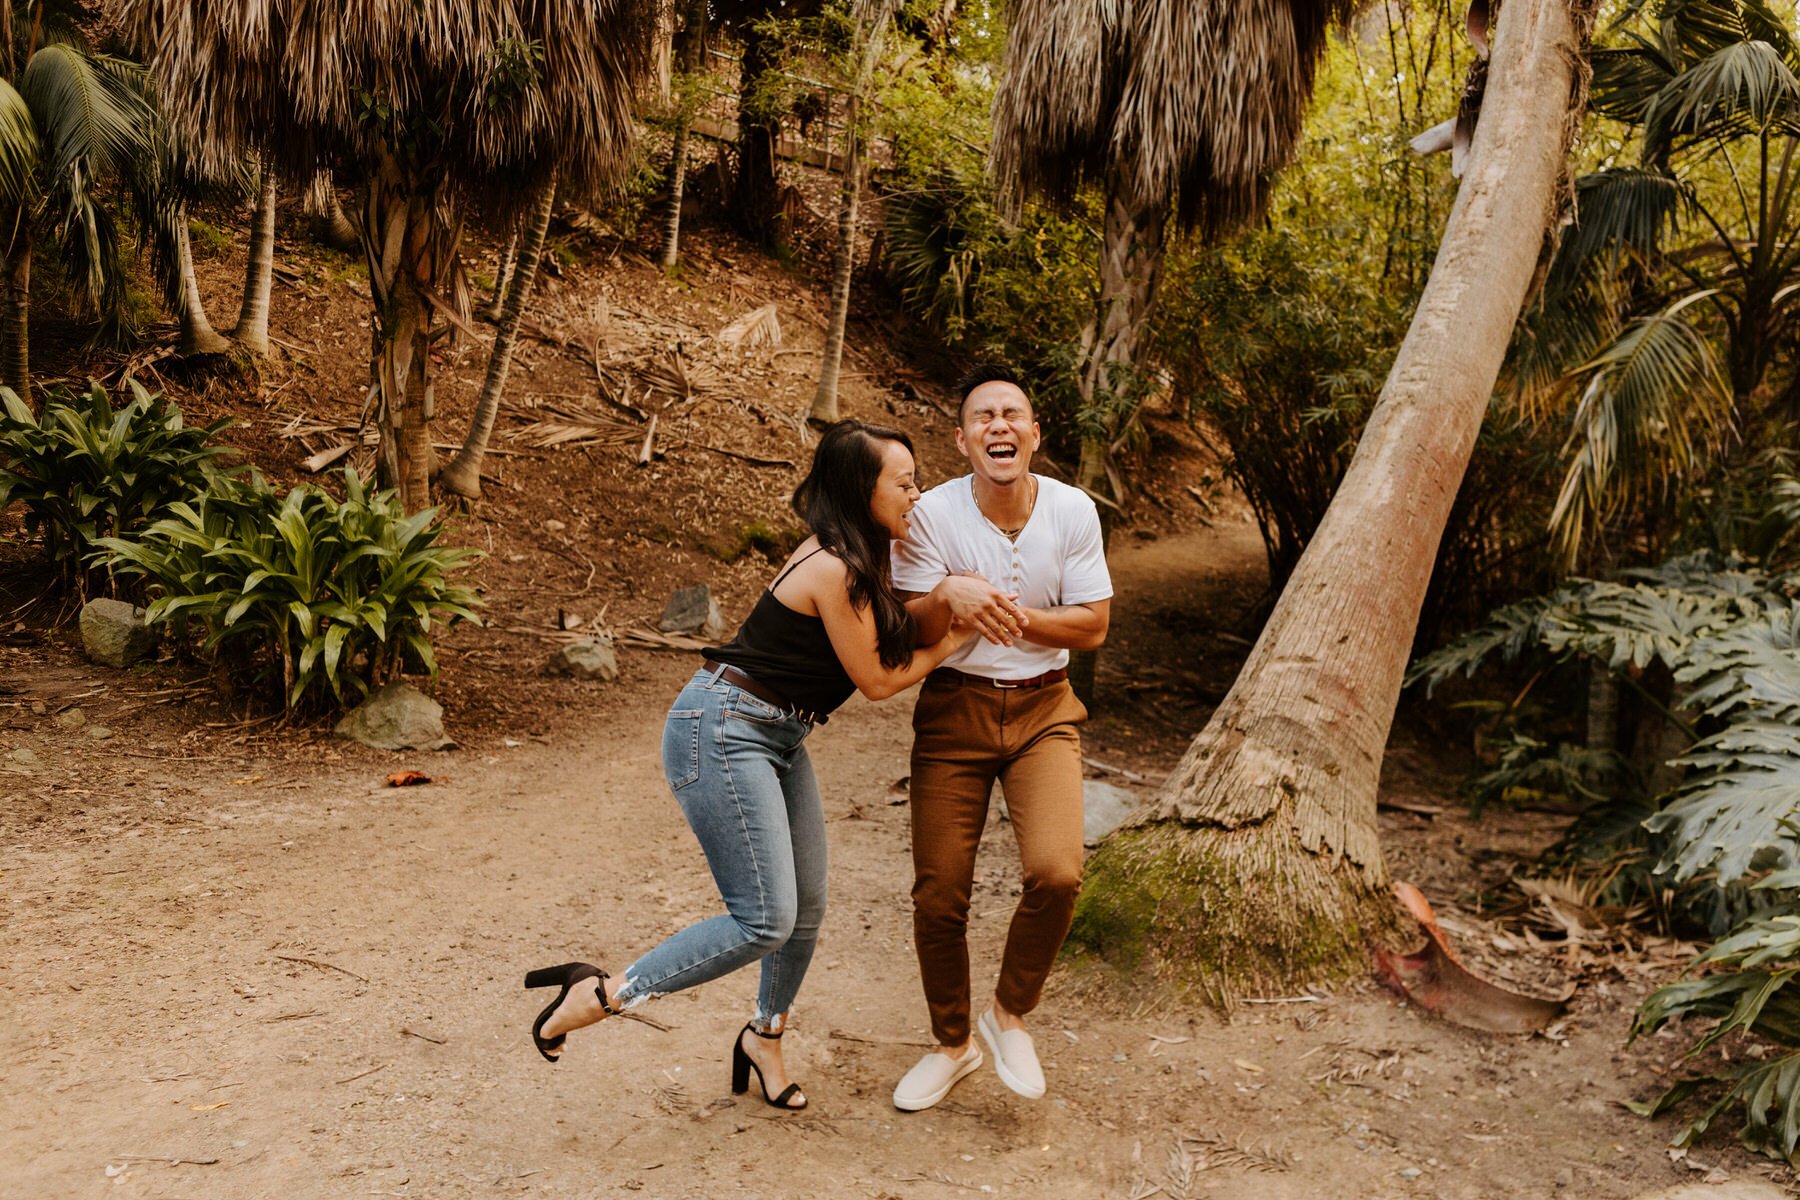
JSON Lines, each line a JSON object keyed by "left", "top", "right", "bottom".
{"left": 361, "top": 162, "right": 446, "bottom": 513}
{"left": 441, "top": 172, "right": 557, "bottom": 500}
{"left": 2, "top": 221, "right": 30, "bottom": 405}
{"left": 659, "top": 117, "right": 690, "bottom": 270}
{"left": 483, "top": 230, "right": 516, "bottom": 323}
{"left": 1074, "top": 167, "right": 1166, "bottom": 500}
{"left": 304, "top": 171, "right": 358, "bottom": 252}
{"left": 1070, "top": 0, "right": 1584, "bottom": 1001}
{"left": 811, "top": 97, "right": 865, "bottom": 426}
{"left": 234, "top": 164, "right": 277, "bottom": 355}
{"left": 175, "top": 204, "right": 229, "bottom": 355}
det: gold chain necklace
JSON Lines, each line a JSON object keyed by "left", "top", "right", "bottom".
{"left": 992, "top": 475, "right": 1038, "bottom": 541}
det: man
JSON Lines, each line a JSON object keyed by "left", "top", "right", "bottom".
{"left": 888, "top": 363, "right": 1112, "bottom": 1111}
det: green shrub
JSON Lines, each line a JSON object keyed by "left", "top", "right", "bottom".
{"left": 0, "top": 380, "right": 234, "bottom": 597}
{"left": 98, "top": 467, "right": 482, "bottom": 711}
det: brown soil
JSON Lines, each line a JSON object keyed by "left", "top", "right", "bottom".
{"left": 2, "top": 201, "right": 1793, "bottom": 1199}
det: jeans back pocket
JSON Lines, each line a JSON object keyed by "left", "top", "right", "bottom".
{"left": 662, "top": 709, "right": 704, "bottom": 790}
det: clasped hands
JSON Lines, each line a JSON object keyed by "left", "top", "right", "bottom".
{"left": 940, "top": 572, "right": 1028, "bottom": 646}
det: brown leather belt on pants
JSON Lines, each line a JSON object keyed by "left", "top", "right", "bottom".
{"left": 928, "top": 666, "right": 1069, "bottom": 690}
{"left": 703, "top": 659, "right": 828, "bottom": 724}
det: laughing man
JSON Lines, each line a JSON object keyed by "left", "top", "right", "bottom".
{"left": 888, "top": 362, "right": 1113, "bottom": 1110}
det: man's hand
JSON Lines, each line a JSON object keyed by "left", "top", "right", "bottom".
{"left": 937, "top": 574, "right": 1028, "bottom": 646}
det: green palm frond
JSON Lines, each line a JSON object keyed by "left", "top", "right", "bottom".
{"left": 1562, "top": 168, "right": 1693, "bottom": 277}
{"left": 1549, "top": 291, "right": 1733, "bottom": 562}
{"left": 19, "top": 45, "right": 155, "bottom": 183}
{"left": 1645, "top": 37, "right": 1800, "bottom": 147}
{"left": 0, "top": 77, "right": 39, "bottom": 205}
{"left": 1590, "top": 36, "right": 1679, "bottom": 124}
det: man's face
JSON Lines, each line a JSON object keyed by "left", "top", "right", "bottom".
{"left": 955, "top": 381, "right": 1040, "bottom": 486}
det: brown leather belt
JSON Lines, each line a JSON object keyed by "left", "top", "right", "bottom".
{"left": 703, "top": 659, "right": 828, "bottom": 724}
{"left": 928, "top": 667, "right": 1069, "bottom": 690}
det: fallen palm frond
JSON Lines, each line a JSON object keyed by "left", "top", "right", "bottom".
{"left": 717, "top": 302, "right": 783, "bottom": 349}
{"left": 503, "top": 399, "right": 637, "bottom": 449}
{"left": 635, "top": 348, "right": 725, "bottom": 402}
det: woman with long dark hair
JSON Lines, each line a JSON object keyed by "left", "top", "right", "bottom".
{"left": 524, "top": 421, "right": 975, "bottom": 1110}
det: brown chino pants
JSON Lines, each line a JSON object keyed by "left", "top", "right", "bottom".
{"left": 909, "top": 673, "right": 1087, "bottom": 1047}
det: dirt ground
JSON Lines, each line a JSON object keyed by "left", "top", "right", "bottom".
{"left": 4, "top": 199, "right": 1798, "bottom": 1199}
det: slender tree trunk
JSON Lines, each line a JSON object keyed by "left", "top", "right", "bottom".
{"left": 360, "top": 161, "right": 449, "bottom": 513}
{"left": 2, "top": 221, "right": 30, "bottom": 404}
{"left": 483, "top": 230, "right": 516, "bottom": 323}
{"left": 441, "top": 173, "right": 557, "bottom": 500}
{"left": 234, "top": 164, "right": 277, "bottom": 355}
{"left": 660, "top": 0, "right": 709, "bottom": 271}
{"left": 174, "top": 204, "right": 229, "bottom": 355}
{"left": 659, "top": 118, "right": 690, "bottom": 270}
{"left": 1071, "top": 0, "right": 1585, "bottom": 1001}
{"left": 1074, "top": 166, "right": 1165, "bottom": 500}
{"left": 733, "top": 23, "right": 787, "bottom": 253}
{"left": 810, "top": 128, "right": 860, "bottom": 426}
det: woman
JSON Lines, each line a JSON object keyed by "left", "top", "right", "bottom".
{"left": 525, "top": 420, "right": 974, "bottom": 1110}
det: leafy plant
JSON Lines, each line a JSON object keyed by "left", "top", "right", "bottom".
{"left": 0, "top": 379, "right": 233, "bottom": 597}
{"left": 97, "top": 467, "right": 482, "bottom": 712}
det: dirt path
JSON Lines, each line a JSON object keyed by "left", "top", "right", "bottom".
{"left": 2, "top": 520, "right": 1790, "bottom": 1199}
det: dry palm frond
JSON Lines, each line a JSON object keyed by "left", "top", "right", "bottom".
{"left": 1176, "top": 1130, "right": 1293, "bottom": 1173}
{"left": 505, "top": 399, "right": 637, "bottom": 449}
{"left": 717, "top": 302, "right": 783, "bottom": 349}
{"left": 120, "top": 1, "right": 655, "bottom": 213}
{"left": 992, "top": 0, "right": 1356, "bottom": 236}
{"left": 636, "top": 349, "right": 724, "bottom": 402}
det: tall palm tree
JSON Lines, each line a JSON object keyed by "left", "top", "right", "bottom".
{"left": 1071, "top": 0, "right": 1591, "bottom": 998}
{"left": 439, "top": 170, "right": 556, "bottom": 500}
{"left": 0, "top": 25, "right": 155, "bottom": 402}
{"left": 125, "top": 1, "right": 655, "bottom": 512}
{"left": 659, "top": 0, "right": 710, "bottom": 270}
{"left": 992, "top": 0, "right": 1352, "bottom": 501}
{"left": 810, "top": 0, "right": 897, "bottom": 426}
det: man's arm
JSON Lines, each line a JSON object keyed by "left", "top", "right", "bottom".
{"left": 1015, "top": 598, "right": 1109, "bottom": 651}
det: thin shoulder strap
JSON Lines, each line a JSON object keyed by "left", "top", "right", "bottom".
{"left": 770, "top": 544, "right": 830, "bottom": 591}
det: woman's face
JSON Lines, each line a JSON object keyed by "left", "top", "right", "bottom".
{"left": 869, "top": 439, "right": 922, "bottom": 541}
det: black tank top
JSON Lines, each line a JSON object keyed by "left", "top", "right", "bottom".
{"left": 705, "top": 547, "right": 856, "bottom": 716}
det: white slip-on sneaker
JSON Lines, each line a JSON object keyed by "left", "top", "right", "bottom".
{"left": 893, "top": 1044, "right": 984, "bottom": 1112}
{"left": 978, "top": 1009, "right": 1046, "bottom": 1099}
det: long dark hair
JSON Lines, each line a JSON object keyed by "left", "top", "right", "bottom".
{"left": 791, "top": 420, "right": 916, "bottom": 669}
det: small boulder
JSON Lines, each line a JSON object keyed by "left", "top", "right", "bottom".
{"left": 5, "top": 746, "right": 42, "bottom": 772}
{"left": 85, "top": 725, "right": 114, "bottom": 741}
{"left": 660, "top": 584, "right": 727, "bottom": 640}
{"left": 80, "top": 598, "right": 157, "bottom": 668}
{"left": 1083, "top": 780, "right": 1140, "bottom": 846}
{"left": 53, "top": 707, "right": 86, "bottom": 732}
{"left": 334, "top": 682, "right": 454, "bottom": 751}
{"left": 548, "top": 638, "right": 619, "bottom": 682}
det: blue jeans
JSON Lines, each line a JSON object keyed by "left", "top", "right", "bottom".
{"left": 612, "top": 668, "right": 827, "bottom": 1029}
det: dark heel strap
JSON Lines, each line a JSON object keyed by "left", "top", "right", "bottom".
{"left": 597, "top": 970, "right": 623, "bottom": 1017}
{"left": 749, "top": 1023, "right": 783, "bottom": 1040}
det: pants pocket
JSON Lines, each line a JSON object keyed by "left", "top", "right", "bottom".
{"left": 663, "top": 709, "right": 704, "bottom": 790}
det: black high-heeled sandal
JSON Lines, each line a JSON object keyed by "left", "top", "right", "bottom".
{"left": 524, "top": 962, "right": 620, "bottom": 1063}
{"left": 731, "top": 1021, "right": 806, "bottom": 1109}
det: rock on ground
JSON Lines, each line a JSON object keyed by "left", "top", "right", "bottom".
{"left": 1083, "top": 779, "right": 1141, "bottom": 846}
{"left": 334, "top": 682, "right": 454, "bottom": 751}
{"left": 547, "top": 639, "right": 619, "bottom": 682}
{"left": 659, "top": 585, "right": 727, "bottom": 641}
{"left": 80, "top": 599, "right": 157, "bottom": 668}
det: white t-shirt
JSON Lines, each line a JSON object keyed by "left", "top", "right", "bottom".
{"left": 892, "top": 473, "right": 1113, "bottom": 679}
